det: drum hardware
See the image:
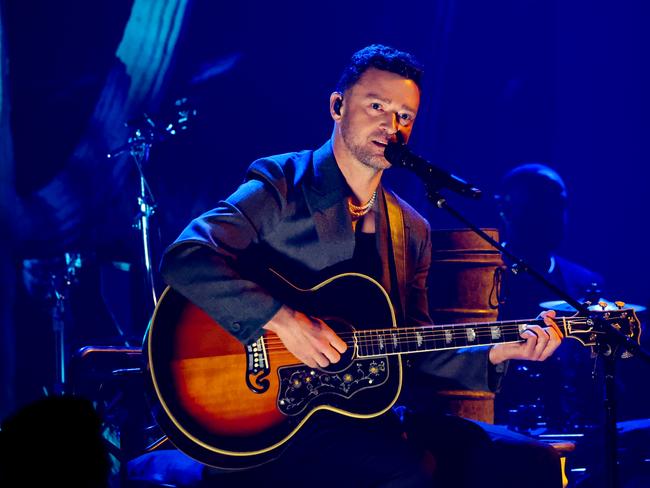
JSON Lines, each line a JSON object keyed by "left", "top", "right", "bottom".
{"left": 23, "top": 254, "right": 146, "bottom": 396}
{"left": 411, "top": 179, "right": 649, "bottom": 488}
{"left": 540, "top": 299, "right": 646, "bottom": 313}
{"left": 70, "top": 346, "right": 167, "bottom": 466}
{"left": 504, "top": 298, "right": 646, "bottom": 435}
{"left": 36, "top": 252, "right": 83, "bottom": 395}
{"left": 107, "top": 98, "right": 197, "bottom": 309}
{"left": 62, "top": 100, "right": 198, "bottom": 473}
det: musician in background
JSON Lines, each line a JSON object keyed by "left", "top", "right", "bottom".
{"left": 497, "top": 163, "right": 604, "bottom": 320}
{"left": 495, "top": 163, "right": 604, "bottom": 432}
{"left": 160, "top": 45, "right": 562, "bottom": 487}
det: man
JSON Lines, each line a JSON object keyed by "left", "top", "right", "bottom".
{"left": 160, "top": 45, "right": 562, "bottom": 487}
{"left": 495, "top": 163, "right": 604, "bottom": 433}
{"left": 496, "top": 163, "right": 604, "bottom": 321}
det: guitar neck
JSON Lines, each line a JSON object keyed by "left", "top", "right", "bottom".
{"left": 354, "top": 318, "right": 553, "bottom": 358}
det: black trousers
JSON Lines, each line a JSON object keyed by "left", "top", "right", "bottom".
{"left": 203, "top": 411, "right": 432, "bottom": 488}
{"left": 202, "top": 410, "right": 562, "bottom": 488}
{"left": 404, "top": 412, "right": 562, "bottom": 488}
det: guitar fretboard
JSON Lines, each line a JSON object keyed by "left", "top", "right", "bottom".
{"left": 355, "top": 319, "right": 548, "bottom": 358}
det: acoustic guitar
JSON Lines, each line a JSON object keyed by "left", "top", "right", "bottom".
{"left": 146, "top": 270, "right": 641, "bottom": 469}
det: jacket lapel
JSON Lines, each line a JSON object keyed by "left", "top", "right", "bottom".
{"left": 375, "top": 188, "right": 392, "bottom": 296}
{"left": 303, "top": 141, "right": 355, "bottom": 265}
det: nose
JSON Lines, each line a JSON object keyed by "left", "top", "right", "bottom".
{"left": 381, "top": 112, "right": 399, "bottom": 134}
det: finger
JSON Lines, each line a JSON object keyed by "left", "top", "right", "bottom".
{"left": 528, "top": 325, "right": 551, "bottom": 360}
{"left": 314, "top": 352, "right": 330, "bottom": 368}
{"left": 330, "top": 333, "right": 348, "bottom": 354}
{"left": 546, "top": 325, "right": 562, "bottom": 346}
{"left": 520, "top": 330, "right": 537, "bottom": 357}
{"left": 543, "top": 312, "right": 564, "bottom": 339}
{"left": 302, "top": 356, "right": 318, "bottom": 368}
{"left": 321, "top": 345, "right": 341, "bottom": 364}
{"left": 538, "top": 309, "right": 556, "bottom": 319}
{"left": 538, "top": 327, "right": 563, "bottom": 361}
{"left": 316, "top": 318, "right": 348, "bottom": 354}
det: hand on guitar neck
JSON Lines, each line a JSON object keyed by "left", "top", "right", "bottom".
{"left": 264, "top": 306, "right": 561, "bottom": 369}
{"left": 263, "top": 305, "right": 348, "bottom": 368}
{"left": 488, "top": 310, "right": 562, "bottom": 365}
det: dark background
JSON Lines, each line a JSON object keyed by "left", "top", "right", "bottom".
{"left": 1, "top": 0, "right": 648, "bottom": 461}
{"left": 5, "top": 1, "right": 649, "bottom": 298}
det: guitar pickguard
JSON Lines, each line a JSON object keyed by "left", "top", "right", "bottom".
{"left": 276, "top": 359, "right": 389, "bottom": 416}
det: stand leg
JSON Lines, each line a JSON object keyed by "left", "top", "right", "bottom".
{"left": 603, "top": 350, "right": 618, "bottom": 488}
{"left": 52, "top": 302, "right": 66, "bottom": 394}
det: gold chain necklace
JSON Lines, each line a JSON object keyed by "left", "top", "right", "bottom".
{"left": 348, "top": 190, "right": 377, "bottom": 219}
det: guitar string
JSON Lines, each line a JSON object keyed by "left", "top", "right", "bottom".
{"left": 260, "top": 321, "right": 589, "bottom": 352}
{"left": 261, "top": 318, "right": 586, "bottom": 342}
{"left": 261, "top": 324, "right": 539, "bottom": 347}
{"left": 260, "top": 319, "right": 588, "bottom": 347}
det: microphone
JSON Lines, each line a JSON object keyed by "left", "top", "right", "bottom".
{"left": 384, "top": 140, "right": 482, "bottom": 199}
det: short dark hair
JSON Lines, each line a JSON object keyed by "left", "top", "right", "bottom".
{"left": 335, "top": 44, "right": 424, "bottom": 94}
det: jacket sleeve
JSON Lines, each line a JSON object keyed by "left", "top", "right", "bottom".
{"left": 159, "top": 159, "right": 288, "bottom": 344}
{"left": 405, "top": 217, "right": 504, "bottom": 393}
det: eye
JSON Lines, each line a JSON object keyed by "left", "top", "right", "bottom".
{"left": 398, "top": 112, "right": 413, "bottom": 126}
{"left": 371, "top": 102, "right": 382, "bottom": 110}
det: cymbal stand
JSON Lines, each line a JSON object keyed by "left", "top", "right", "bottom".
{"left": 49, "top": 252, "right": 82, "bottom": 395}
{"left": 133, "top": 134, "right": 159, "bottom": 308}
{"left": 107, "top": 114, "right": 160, "bottom": 309}
{"left": 107, "top": 99, "right": 197, "bottom": 310}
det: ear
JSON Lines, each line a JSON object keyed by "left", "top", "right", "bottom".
{"left": 329, "top": 92, "right": 343, "bottom": 120}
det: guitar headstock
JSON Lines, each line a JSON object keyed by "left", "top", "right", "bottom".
{"left": 562, "top": 304, "right": 642, "bottom": 359}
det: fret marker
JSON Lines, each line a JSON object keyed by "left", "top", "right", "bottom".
{"left": 378, "top": 335, "right": 385, "bottom": 351}
{"left": 416, "top": 331, "right": 423, "bottom": 347}
{"left": 392, "top": 333, "right": 398, "bottom": 348}
{"left": 518, "top": 324, "right": 529, "bottom": 335}
{"left": 445, "top": 329, "right": 453, "bottom": 344}
{"left": 466, "top": 328, "right": 476, "bottom": 342}
{"left": 491, "top": 326, "right": 501, "bottom": 340}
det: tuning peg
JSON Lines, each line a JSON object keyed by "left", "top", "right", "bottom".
{"left": 614, "top": 301, "right": 626, "bottom": 310}
{"left": 598, "top": 301, "right": 609, "bottom": 310}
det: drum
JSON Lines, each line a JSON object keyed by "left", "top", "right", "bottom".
{"left": 428, "top": 228, "right": 504, "bottom": 325}
{"left": 425, "top": 229, "right": 504, "bottom": 423}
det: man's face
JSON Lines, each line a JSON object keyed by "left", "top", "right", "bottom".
{"left": 339, "top": 67, "right": 420, "bottom": 170}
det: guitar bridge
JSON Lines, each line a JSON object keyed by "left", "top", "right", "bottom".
{"left": 245, "top": 336, "right": 270, "bottom": 393}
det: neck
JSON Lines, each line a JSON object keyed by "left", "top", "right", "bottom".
{"left": 353, "top": 318, "right": 556, "bottom": 358}
{"left": 331, "top": 134, "right": 381, "bottom": 203}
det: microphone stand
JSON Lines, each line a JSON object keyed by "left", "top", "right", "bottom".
{"left": 418, "top": 180, "right": 649, "bottom": 488}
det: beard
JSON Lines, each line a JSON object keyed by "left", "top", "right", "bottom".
{"left": 340, "top": 117, "right": 390, "bottom": 171}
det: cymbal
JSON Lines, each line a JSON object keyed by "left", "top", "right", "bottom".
{"left": 539, "top": 299, "right": 646, "bottom": 313}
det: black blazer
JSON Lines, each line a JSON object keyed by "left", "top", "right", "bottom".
{"left": 161, "top": 140, "right": 495, "bottom": 391}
